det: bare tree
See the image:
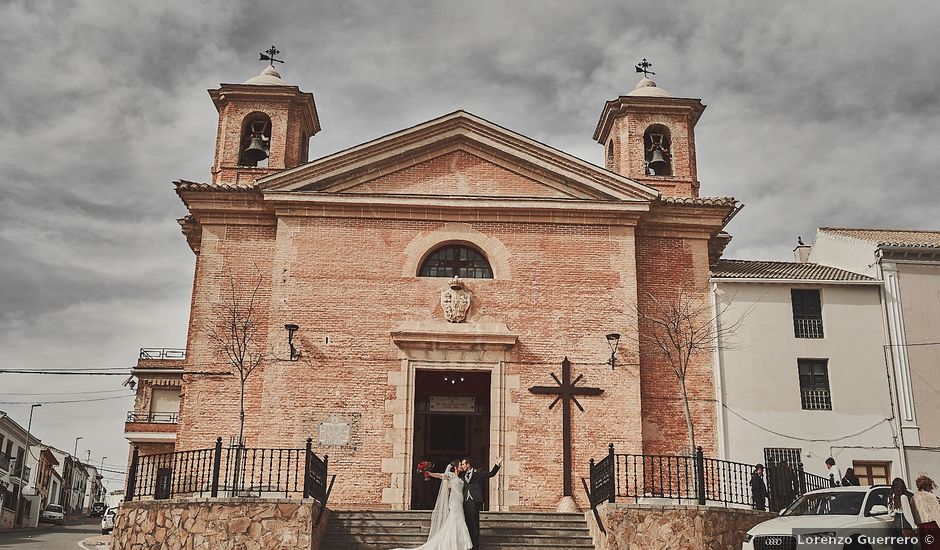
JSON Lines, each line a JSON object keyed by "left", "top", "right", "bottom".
{"left": 203, "top": 273, "right": 267, "bottom": 449}
{"left": 623, "top": 286, "right": 746, "bottom": 454}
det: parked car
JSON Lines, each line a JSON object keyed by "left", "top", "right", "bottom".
{"left": 742, "top": 485, "right": 897, "bottom": 550}
{"left": 39, "top": 504, "right": 65, "bottom": 525}
{"left": 90, "top": 502, "right": 107, "bottom": 517}
{"left": 101, "top": 506, "right": 118, "bottom": 535}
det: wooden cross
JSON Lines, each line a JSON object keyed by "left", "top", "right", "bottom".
{"left": 529, "top": 357, "right": 604, "bottom": 496}
{"left": 260, "top": 45, "right": 285, "bottom": 67}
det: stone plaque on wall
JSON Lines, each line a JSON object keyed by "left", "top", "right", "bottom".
{"left": 429, "top": 395, "right": 476, "bottom": 413}
{"left": 310, "top": 413, "right": 361, "bottom": 448}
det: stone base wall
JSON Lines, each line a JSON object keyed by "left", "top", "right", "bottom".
{"left": 586, "top": 503, "right": 776, "bottom": 550}
{"left": 112, "top": 498, "right": 330, "bottom": 550}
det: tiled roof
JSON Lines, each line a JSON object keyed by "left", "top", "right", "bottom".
{"left": 657, "top": 196, "right": 737, "bottom": 207}
{"left": 174, "top": 180, "right": 259, "bottom": 191}
{"left": 819, "top": 227, "right": 940, "bottom": 248}
{"left": 711, "top": 259, "right": 876, "bottom": 282}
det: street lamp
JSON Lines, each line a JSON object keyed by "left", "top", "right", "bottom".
{"left": 285, "top": 323, "right": 300, "bottom": 361}
{"left": 14, "top": 404, "right": 41, "bottom": 527}
{"left": 606, "top": 333, "right": 622, "bottom": 369}
{"left": 73, "top": 436, "right": 83, "bottom": 457}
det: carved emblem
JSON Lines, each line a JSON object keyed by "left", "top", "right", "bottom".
{"left": 440, "top": 276, "right": 471, "bottom": 323}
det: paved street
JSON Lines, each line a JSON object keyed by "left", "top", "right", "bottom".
{"left": 0, "top": 519, "right": 104, "bottom": 549}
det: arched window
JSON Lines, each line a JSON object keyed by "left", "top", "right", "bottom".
{"left": 239, "top": 112, "right": 272, "bottom": 167}
{"left": 606, "top": 139, "right": 615, "bottom": 170}
{"left": 419, "top": 244, "right": 493, "bottom": 278}
{"left": 643, "top": 124, "right": 672, "bottom": 176}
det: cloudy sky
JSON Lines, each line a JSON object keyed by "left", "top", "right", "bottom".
{"left": 1, "top": 0, "right": 938, "bottom": 488}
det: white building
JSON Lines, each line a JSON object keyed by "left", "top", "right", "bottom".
{"left": 0, "top": 411, "right": 41, "bottom": 529}
{"left": 82, "top": 464, "right": 105, "bottom": 512}
{"left": 809, "top": 228, "right": 940, "bottom": 481}
{"left": 712, "top": 256, "right": 902, "bottom": 488}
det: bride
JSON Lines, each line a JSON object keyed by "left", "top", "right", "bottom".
{"left": 392, "top": 460, "right": 472, "bottom": 550}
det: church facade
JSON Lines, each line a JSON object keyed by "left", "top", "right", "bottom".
{"left": 150, "top": 63, "right": 737, "bottom": 511}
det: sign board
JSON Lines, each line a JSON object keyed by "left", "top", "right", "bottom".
{"left": 318, "top": 419, "right": 352, "bottom": 446}
{"left": 429, "top": 395, "right": 476, "bottom": 413}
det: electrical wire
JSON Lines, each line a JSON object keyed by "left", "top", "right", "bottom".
{"left": 0, "top": 389, "right": 130, "bottom": 396}
{"left": 722, "top": 404, "right": 890, "bottom": 442}
{"left": 0, "top": 395, "right": 133, "bottom": 405}
{"left": 0, "top": 370, "right": 130, "bottom": 376}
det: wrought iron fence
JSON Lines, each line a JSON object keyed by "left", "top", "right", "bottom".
{"left": 793, "top": 317, "right": 824, "bottom": 338}
{"left": 585, "top": 443, "right": 831, "bottom": 513}
{"left": 125, "top": 437, "right": 333, "bottom": 504}
{"left": 800, "top": 389, "right": 832, "bottom": 411}
{"left": 126, "top": 411, "right": 179, "bottom": 424}
{"left": 139, "top": 348, "right": 186, "bottom": 360}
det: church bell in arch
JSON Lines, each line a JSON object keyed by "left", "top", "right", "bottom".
{"left": 646, "top": 133, "right": 670, "bottom": 176}
{"left": 243, "top": 120, "right": 270, "bottom": 163}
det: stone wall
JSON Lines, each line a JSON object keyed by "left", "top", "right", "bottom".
{"left": 586, "top": 503, "right": 776, "bottom": 550}
{"left": 112, "top": 498, "right": 329, "bottom": 550}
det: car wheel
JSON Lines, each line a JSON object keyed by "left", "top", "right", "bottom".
{"left": 842, "top": 533, "right": 871, "bottom": 550}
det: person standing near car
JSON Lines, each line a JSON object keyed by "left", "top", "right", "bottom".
{"left": 842, "top": 467, "right": 861, "bottom": 487}
{"left": 825, "top": 457, "right": 843, "bottom": 487}
{"left": 889, "top": 478, "right": 918, "bottom": 550}
{"left": 913, "top": 474, "right": 940, "bottom": 549}
{"left": 751, "top": 464, "right": 768, "bottom": 511}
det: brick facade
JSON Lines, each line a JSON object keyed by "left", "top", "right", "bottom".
{"left": 147, "top": 74, "right": 735, "bottom": 511}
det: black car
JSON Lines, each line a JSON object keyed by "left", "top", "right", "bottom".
{"left": 90, "top": 502, "right": 107, "bottom": 517}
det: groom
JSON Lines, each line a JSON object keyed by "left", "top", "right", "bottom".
{"left": 459, "top": 456, "right": 501, "bottom": 550}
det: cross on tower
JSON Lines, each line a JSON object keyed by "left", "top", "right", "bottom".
{"left": 528, "top": 357, "right": 604, "bottom": 497}
{"left": 260, "top": 45, "right": 285, "bottom": 67}
{"left": 635, "top": 58, "right": 655, "bottom": 77}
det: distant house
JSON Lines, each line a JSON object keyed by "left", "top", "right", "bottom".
{"left": 0, "top": 411, "right": 41, "bottom": 528}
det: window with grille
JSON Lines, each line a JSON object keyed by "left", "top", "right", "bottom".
{"left": 419, "top": 245, "right": 493, "bottom": 279}
{"left": 853, "top": 461, "right": 891, "bottom": 486}
{"left": 764, "top": 447, "right": 802, "bottom": 468}
{"left": 792, "top": 289, "right": 824, "bottom": 338}
{"left": 798, "top": 359, "right": 832, "bottom": 410}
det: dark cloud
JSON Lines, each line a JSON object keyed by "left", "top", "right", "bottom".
{"left": 1, "top": 0, "right": 938, "bottom": 481}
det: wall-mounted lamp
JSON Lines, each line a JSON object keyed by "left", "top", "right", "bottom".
{"left": 284, "top": 324, "right": 300, "bottom": 361}
{"left": 606, "top": 333, "right": 621, "bottom": 369}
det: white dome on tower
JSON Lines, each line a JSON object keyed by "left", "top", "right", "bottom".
{"left": 244, "top": 65, "right": 287, "bottom": 86}
{"left": 626, "top": 77, "right": 672, "bottom": 98}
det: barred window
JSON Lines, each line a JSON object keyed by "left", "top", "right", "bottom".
{"left": 792, "top": 289, "right": 824, "bottom": 338}
{"left": 798, "top": 359, "right": 832, "bottom": 410}
{"left": 419, "top": 245, "right": 493, "bottom": 279}
{"left": 764, "top": 447, "right": 802, "bottom": 468}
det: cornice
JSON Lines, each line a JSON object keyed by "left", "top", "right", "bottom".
{"left": 593, "top": 95, "right": 706, "bottom": 144}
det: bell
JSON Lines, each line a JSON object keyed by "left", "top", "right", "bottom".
{"left": 243, "top": 135, "right": 269, "bottom": 162}
{"left": 647, "top": 148, "right": 668, "bottom": 175}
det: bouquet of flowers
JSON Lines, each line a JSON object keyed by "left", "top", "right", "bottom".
{"left": 416, "top": 460, "right": 433, "bottom": 481}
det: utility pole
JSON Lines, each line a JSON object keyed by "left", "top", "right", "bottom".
{"left": 14, "top": 404, "right": 41, "bottom": 527}
{"left": 73, "top": 437, "right": 83, "bottom": 457}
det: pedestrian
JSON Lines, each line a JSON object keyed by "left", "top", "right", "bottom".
{"left": 751, "top": 463, "right": 768, "bottom": 511}
{"left": 842, "top": 467, "right": 861, "bottom": 487}
{"left": 888, "top": 478, "right": 917, "bottom": 550}
{"left": 825, "top": 457, "right": 843, "bottom": 487}
{"left": 912, "top": 474, "right": 940, "bottom": 549}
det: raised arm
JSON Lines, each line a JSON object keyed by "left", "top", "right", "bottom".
{"left": 427, "top": 472, "right": 447, "bottom": 480}
{"left": 487, "top": 458, "right": 502, "bottom": 478}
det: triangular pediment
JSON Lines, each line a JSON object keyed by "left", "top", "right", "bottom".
{"left": 258, "top": 111, "right": 658, "bottom": 202}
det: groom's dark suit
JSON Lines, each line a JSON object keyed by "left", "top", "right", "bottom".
{"left": 462, "top": 463, "right": 500, "bottom": 550}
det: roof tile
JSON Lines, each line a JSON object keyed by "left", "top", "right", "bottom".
{"left": 711, "top": 259, "right": 875, "bottom": 282}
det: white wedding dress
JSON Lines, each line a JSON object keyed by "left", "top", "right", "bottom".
{"left": 392, "top": 465, "right": 472, "bottom": 550}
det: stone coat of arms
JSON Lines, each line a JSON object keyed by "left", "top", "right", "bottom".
{"left": 440, "top": 276, "right": 471, "bottom": 323}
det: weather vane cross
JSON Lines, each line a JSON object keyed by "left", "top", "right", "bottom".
{"left": 260, "top": 45, "right": 285, "bottom": 67}
{"left": 635, "top": 58, "right": 655, "bottom": 77}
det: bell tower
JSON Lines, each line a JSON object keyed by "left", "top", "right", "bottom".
{"left": 208, "top": 47, "right": 320, "bottom": 186}
{"left": 593, "top": 61, "right": 705, "bottom": 197}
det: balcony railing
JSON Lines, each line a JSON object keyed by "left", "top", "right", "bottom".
{"left": 127, "top": 411, "right": 180, "bottom": 424}
{"left": 139, "top": 348, "right": 186, "bottom": 360}
{"left": 793, "top": 317, "right": 824, "bottom": 339}
{"left": 801, "top": 389, "right": 832, "bottom": 410}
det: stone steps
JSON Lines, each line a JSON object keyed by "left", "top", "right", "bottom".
{"left": 322, "top": 510, "right": 596, "bottom": 550}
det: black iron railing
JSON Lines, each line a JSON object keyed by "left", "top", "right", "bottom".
{"left": 125, "top": 437, "right": 333, "bottom": 503}
{"left": 126, "top": 411, "right": 179, "bottom": 424}
{"left": 793, "top": 318, "right": 824, "bottom": 339}
{"left": 585, "top": 444, "right": 830, "bottom": 514}
{"left": 139, "top": 348, "right": 186, "bottom": 360}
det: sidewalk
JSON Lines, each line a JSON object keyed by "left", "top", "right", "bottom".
{"left": 80, "top": 534, "right": 111, "bottom": 549}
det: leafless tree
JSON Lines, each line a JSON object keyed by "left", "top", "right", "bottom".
{"left": 203, "top": 273, "right": 267, "bottom": 449}
{"left": 623, "top": 286, "right": 747, "bottom": 454}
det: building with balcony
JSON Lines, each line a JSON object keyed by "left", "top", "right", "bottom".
{"left": 124, "top": 348, "right": 184, "bottom": 458}
{"left": 711, "top": 255, "right": 903, "bottom": 486}
{"left": 26, "top": 446, "right": 59, "bottom": 510}
{"left": 0, "top": 411, "right": 41, "bottom": 529}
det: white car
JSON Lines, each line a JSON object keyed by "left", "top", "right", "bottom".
{"left": 101, "top": 506, "right": 118, "bottom": 535}
{"left": 39, "top": 504, "right": 65, "bottom": 525}
{"left": 742, "top": 485, "right": 903, "bottom": 550}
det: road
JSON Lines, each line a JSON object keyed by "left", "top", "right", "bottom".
{"left": 0, "top": 518, "right": 103, "bottom": 549}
